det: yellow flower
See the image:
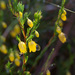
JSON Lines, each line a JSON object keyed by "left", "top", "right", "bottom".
{"left": 63, "top": 10, "right": 67, "bottom": 15}
{"left": 15, "top": 52, "right": 20, "bottom": 60}
{"left": 46, "top": 70, "right": 51, "bottom": 75}
{"left": 27, "top": 19, "right": 33, "bottom": 28}
{"left": 0, "top": 36, "right": 6, "bottom": 42}
{"left": 18, "top": 41, "right": 27, "bottom": 53}
{"left": 0, "top": 1, "right": 6, "bottom": 10}
{"left": 2, "top": 22, "right": 7, "bottom": 28}
{"left": 10, "top": 30, "right": 17, "bottom": 38}
{"left": 15, "top": 58, "right": 20, "bottom": 66}
{"left": 14, "top": 24, "right": 20, "bottom": 34}
{"left": 56, "top": 26, "right": 61, "bottom": 34}
{"left": 19, "top": 11, "right": 23, "bottom": 19}
{"left": 28, "top": 40, "right": 37, "bottom": 52}
{"left": 59, "top": 20, "right": 63, "bottom": 27}
{"left": 58, "top": 32, "right": 66, "bottom": 43}
{"left": 61, "top": 14, "right": 67, "bottom": 21}
{"left": 0, "top": 45, "right": 7, "bottom": 54}
{"left": 9, "top": 52, "right": 14, "bottom": 62}
{"left": 35, "top": 30, "right": 39, "bottom": 38}
{"left": 66, "top": 71, "right": 71, "bottom": 75}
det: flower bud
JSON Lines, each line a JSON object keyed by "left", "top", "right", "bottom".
{"left": 27, "top": 19, "right": 33, "bottom": 28}
{"left": 18, "top": 41, "right": 27, "bottom": 53}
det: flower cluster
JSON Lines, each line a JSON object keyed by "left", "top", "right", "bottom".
{"left": 9, "top": 51, "right": 20, "bottom": 66}
{"left": 56, "top": 10, "right": 67, "bottom": 43}
{"left": 18, "top": 18, "right": 40, "bottom": 53}
{"left": 61, "top": 10, "right": 67, "bottom": 21}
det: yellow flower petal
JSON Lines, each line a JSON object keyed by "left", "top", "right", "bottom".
{"left": 14, "top": 24, "right": 20, "bottom": 34}
{"left": 56, "top": 26, "right": 61, "bottom": 34}
{"left": 0, "top": 45, "right": 7, "bottom": 54}
{"left": 0, "top": 1, "right": 6, "bottom": 10}
{"left": 15, "top": 58, "right": 20, "bottom": 66}
{"left": 2, "top": 22, "right": 7, "bottom": 28}
{"left": 63, "top": 10, "right": 67, "bottom": 15}
{"left": 10, "top": 30, "right": 17, "bottom": 38}
{"left": 58, "top": 32, "right": 66, "bottom": 43}
{"left": 18, "top": 41, "right": 27, "bottom": 53}
{"left": 9, "top": 52, "right": 14, "bottom": 62}
{"left": 19, "top": 11, "right": 23, "bottom": 19}
{"left": 28, "top": 40, "right": 36, "bottom": 52}
{"left": 35, "top": 30, "right": 39, "bottom": 38}
{"left": 27, "top": 19, "right": 33, "bottom": 28}
{"left": 61, "top": 14, "right": 67, "bottom": 21}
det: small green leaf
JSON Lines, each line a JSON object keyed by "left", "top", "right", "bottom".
{"left": 25, "top": 56, "right": 28, "bottom": 63}
{"left": 17, "top": 2, "right": 24, "bottom": 12}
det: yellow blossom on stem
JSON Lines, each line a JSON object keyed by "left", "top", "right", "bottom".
{"left": 46, "top": 70, "right": 51, "bottom": 75}
{"left": 10, "top": 30, "right": 17, "bottom": 38}
{"left": 63, "top": 10, "right": 67, "bottom": 15}
{"left": 58, "top": 32, "right": 66, "bottom": 43}
{"left": 18, "top": 41, "right": 27, "bottom": 53}
{"left": 56, "top": 26, "right": 61, "bottom": 34}
{"left": 59, "top": 20, "right": 63, "bottom": 27}
{"left": 35, "top": 30, "right": 39, "bottom": 38}
{"left": 61, "top": 14, "right": 67, "bottom": 21}
{"left": 27, "top": 18, "right": 33, "bottom": 28}
{"left": 15, "top": 58, "right": 20, "bottom": 66}
{"left": 14, "top": 24, "right": 20, "bottom": 34}
{"left": 2, "top": 22, "right": 7, "bottom": 28}
{"left": 0, "top": 45, "right": 7, "bottom": 54}
{"left": 0, "top": 1, "right": 6, "bottom": 10}
{"left": 19, "top": 11, "right": 23, "bottom": 19}
{"left": 28, "top": 40, "right": 37, "bottom": 52}
{"left": 9, "top": 52, "right": 14, "bottom": 62}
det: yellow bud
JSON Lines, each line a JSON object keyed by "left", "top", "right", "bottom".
{"left": 0, "top": 1, "right": 6, "bottom": 10}
{"left": 28, "top": 40, "right": 37, "bottom": 52}
{"left": 63, "top": 10, "right": 67, "bottom": 15}
{"left": 56, "top": 26, "right": 61, "bottom": 34}
{"left": 2, "top": 22, "right": 7, "bottom": 28}
{"left": 46, "top": 70, "right": 51, "bottom": 75}
{"left": 15, "top": 52, "right": 20, "bottom": 60}
{"left": 19, "top": 12, "right": 23, "bottom": 19}
{"left": 18, "top": 41, "right": 27, "bottom": 53}
{"left": 66, "top": 71, "right": 71, "bottom": 75}
{"left": 35, "top": 30, "right": 39, "bottom": 38}
{"left": 0, "top": 45, "right": 7, "bottom": 54}
{"left": 58, "top": 32, "right": 66, "bottom": 43}
{"left": 0, "top": 36, "right": 6, "bottom": 42}
{"left": 27, "top": 19, "right": 33, "bottom": 28}
{"left": 15, "top": 58, "right": 20, "bottom": 66}
{"left": 10, "top": 30, "right": 17, "bottom": 38}
{"left": 9, "top": 52, "right": 14, "bottom": 62}
{"left": 14, "top": 24, "right": 20, "bottom": 34}
{"left": 59, "top": 20, "right": 63, "bottom": 27}
{"left": 61, "top": 14, "right": 67, "bottom": 21}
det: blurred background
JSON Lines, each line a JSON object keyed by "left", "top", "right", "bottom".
{"left": 0, "top": 0, "right": 75, "bottom": 75}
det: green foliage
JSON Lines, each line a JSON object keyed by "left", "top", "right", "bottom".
{"left": 17, "top": 2, "right": 24, "bottom": 13}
